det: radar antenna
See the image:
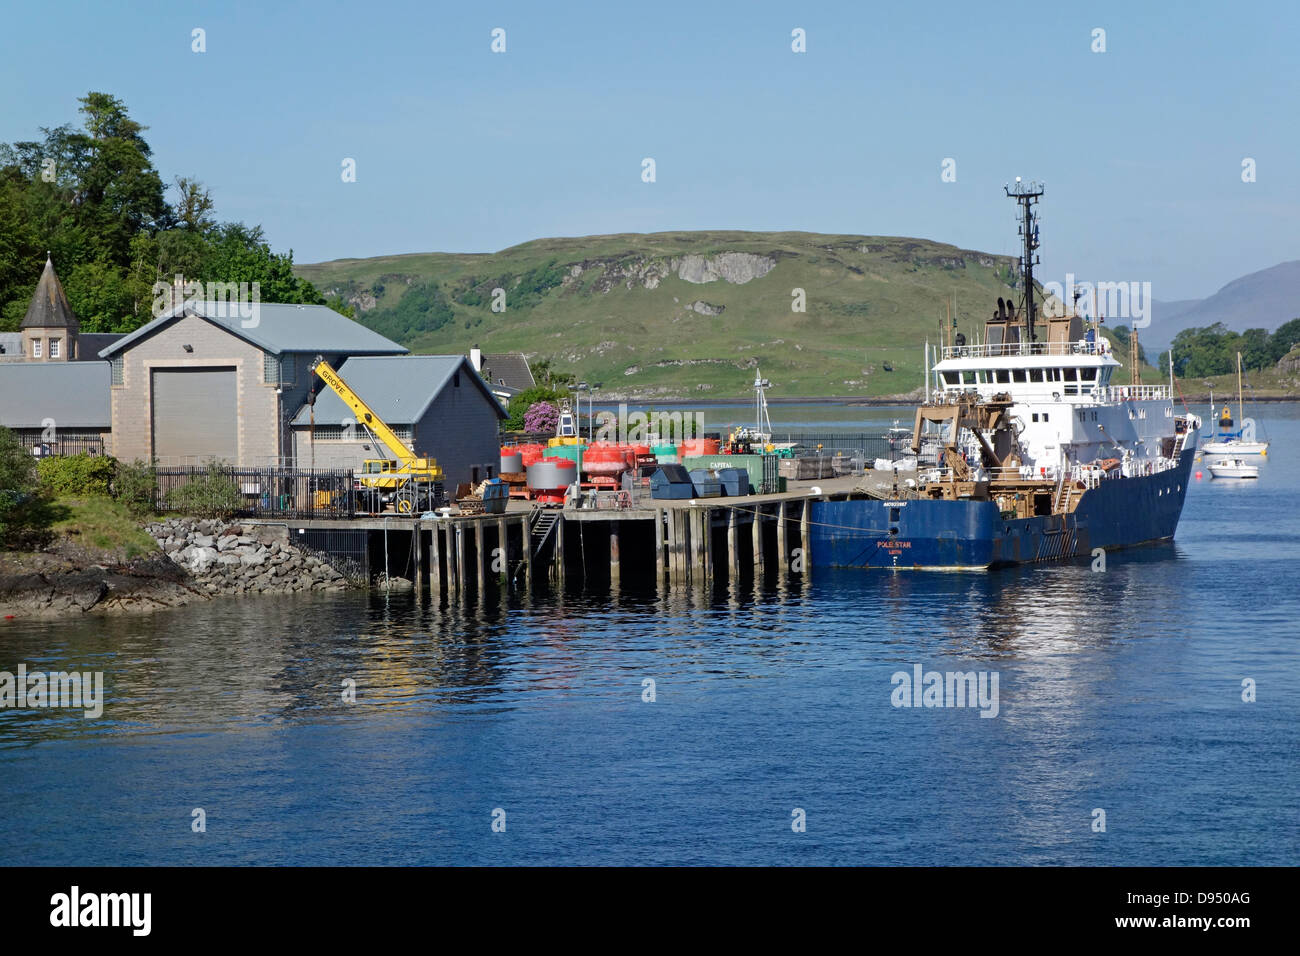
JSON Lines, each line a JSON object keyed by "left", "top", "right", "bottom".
{"left": 1004, "top": 178, "right": 1044, "bottom": 342}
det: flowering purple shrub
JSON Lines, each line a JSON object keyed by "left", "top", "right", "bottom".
{"left": 523, "top": 401, "right": 559, "bottom": 434}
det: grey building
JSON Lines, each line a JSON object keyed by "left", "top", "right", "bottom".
{"left": 291, "top": 354, "right": 506, "bottom": 488}
{"left": 99, "top": 298, "right": 407, "bottom": 465}
{"left": 0, "top": 362, "right": 111, "bottom": 452}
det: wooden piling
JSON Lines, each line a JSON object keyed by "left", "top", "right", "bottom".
{"left": 654, "top": 507, "right": 665, "bottom": 585}
{"left": 776, "top": 500, "right": 788, "bottom": 578}
{"left": 727, "top": 508, "right": 738, "bottom": 580}
{"left": 413, "top": 520, "right": 424, "bottom": 598}
{"left": 474, "top": 519, "right": 486, "bottom": 594}
{"left": 609, "top": 521, "right": 621, "bottom": 587}
{"left": 497, "top": 517, "right": 509, "bottom": 586}
{"left": 453, "top": 524, "right": 464, "bottom": 594}
{"left": 430, "top": 522, "right": 442, "bottom": 595}
{"left": 522, "top": 514, "right": 532, "bottom": 590}
{"left": 800, "top": 498, "right": 810, "bottom": 575}
{"left": 555, "top": 514, "right": 566, "bottom": 586}
{"left": 752, "top": 505, "right": 764, "bottom": 576}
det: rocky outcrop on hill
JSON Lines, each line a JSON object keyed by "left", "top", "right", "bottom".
{"left": 580, "top": 251, "right": 778, "bottom": 292}
{"left": 675, "top": 252, "right": 775, "bottom": 285}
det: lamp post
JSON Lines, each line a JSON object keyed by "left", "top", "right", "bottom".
{"left": 575, "top": 382, "right": 590, "bottom": 440}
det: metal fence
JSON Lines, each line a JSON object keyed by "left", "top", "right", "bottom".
{"left": 152, "top": 466, "right": 356, "bottom": 519}
{"left": 773, "top": 434, "right": 901, "bottom": 460}
{"left": 17, "top": 434, "right": 107, "bottom": 457}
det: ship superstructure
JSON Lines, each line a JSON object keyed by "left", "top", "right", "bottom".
{"left": 811, "top": 183, "right": 1200, "bottom": 569}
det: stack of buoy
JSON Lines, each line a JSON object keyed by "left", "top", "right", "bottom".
{"left": 526, "top": 457, "right": 577, "bottom": 504}
{"left": 583, "top": 441, "right": 632, "bottom": 480}
{"left": 679, "top": 437, "right": 720, "bottom": 457}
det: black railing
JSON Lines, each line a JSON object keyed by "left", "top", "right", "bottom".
{"left": 18, "top": 434, "right": 107, "bottom": 457}
{"left": 152, "top": 466, "right": 356, "bottom": 519}
{"left": 771, "top": 434, "right": 905, "bottom": 459}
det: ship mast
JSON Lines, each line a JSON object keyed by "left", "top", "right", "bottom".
{"left": 1004, "top": 178, "right": 1044, "bottom": 343}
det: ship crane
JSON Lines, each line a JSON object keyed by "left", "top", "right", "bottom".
{"left": 310, "top": 355, "right": 446, "bottom": 514}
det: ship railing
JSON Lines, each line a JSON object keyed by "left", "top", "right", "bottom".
{"left": 927, "top": 464, "right": 1062, "bottom": 483}
{"left": 939, "top": 340, "right": 1110, "bottom": 360}
{"left": 1101, "top": 384, "right": 1170, "bottom": 402}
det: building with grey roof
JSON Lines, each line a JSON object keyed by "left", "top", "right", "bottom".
{"left": 104, "top": 295, "right": 409, "bottom": 465}
{"left": 469, "top": 345, "right": 535, "bottom": 405}
{"left": 291, "top": 354, "right": 506, "bottom": 488}
{"left": 0, "top": 362, "right": 111, "bottom": 454}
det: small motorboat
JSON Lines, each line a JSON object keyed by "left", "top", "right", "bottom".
{"left": 1208, "top": 457, "right": 1259, "bottom": 479}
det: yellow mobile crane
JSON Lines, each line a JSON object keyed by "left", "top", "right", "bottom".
{"left": 310, "top": 355, "right": 446, "bottom": 514}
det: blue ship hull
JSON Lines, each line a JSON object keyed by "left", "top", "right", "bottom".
{"left": 810, "top": 448, "right": 1197, "bottom": 570}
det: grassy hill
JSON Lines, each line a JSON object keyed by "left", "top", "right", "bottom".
{"left": 296, "top": 231, "right": 1162, "bottom": 400}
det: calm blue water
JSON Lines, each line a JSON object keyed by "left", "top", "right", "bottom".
{"left": 1, "top": 405, "right": 1297, "bottom": 865}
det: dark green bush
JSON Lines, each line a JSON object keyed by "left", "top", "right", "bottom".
{"left": 112, "top": 460, "right": 158, "bottom": 517}
{"left": 0, "top": 427, "right": 48, "bottom": 548}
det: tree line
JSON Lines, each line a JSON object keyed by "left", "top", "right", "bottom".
{"left": 0, "top": 92, "right": 342, "bottom": 333}
{"left": 1159, "top": 320, "right": 1300, "bottom": 379}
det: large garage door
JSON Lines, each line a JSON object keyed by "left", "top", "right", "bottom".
{"left": 151, "top": 368, "right": 238, "bottom": 462}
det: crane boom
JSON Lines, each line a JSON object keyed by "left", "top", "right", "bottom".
{"left": 310, "top": 355, "right": 443, "bottom": 483}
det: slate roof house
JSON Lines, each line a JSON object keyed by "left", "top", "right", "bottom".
{"left": 469, "top": 345, "right": 535, "bottom": 406}
{"left": 0, "top": 258, "right": 116, "bottom": 452}
{"left": 291, "top": 354, "right": 506, "bottom": 488}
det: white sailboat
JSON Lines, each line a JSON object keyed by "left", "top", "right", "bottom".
{"left": 1200, "top": 351, "right": 1270, "bottom": 456}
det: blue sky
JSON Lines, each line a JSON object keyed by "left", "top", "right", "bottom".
{"left": 2, "top": 0, "right": 1296, "bottom": 300}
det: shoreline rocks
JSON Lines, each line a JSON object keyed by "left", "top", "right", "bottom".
{"left": 147, "top": 517, "right": 354, "bottom": 599}
{"left": 0, "top": 516, "right": 358, "bottom": 620}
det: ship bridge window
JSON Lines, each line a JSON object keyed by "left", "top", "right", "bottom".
{"left": 1081, "top": 367, "right": 1097, "bottom": 381}
{"left": 940, "top": 372, "right": 957, "bottom": 387}
{"left": 995, "top": 369, "right": 1010, "bottom": 384}
{"left": 962, "top": 370, "right": 976, "bottom": 385}
{"left": 1012, "top": 369, "right": 1027, "bottom": 382}
{"left": 1063, "top": 368, "right": 1078, "bottom": 381}
{"left": 1029, "top": 368, "right": 1044, "bottom": 382}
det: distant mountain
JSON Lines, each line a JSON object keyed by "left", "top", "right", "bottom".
{"left": 1145, "top": 261, "right": 1300, "bottom": 354}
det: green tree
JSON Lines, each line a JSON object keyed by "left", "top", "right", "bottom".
{"left": 0, "top": 93, "right": 324, "bottom": 334}
{"left": 1269, "top": 318, "right": 1300, "bottom": 362}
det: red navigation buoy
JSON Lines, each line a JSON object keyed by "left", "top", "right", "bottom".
{"left": 1195, "top": 470, "right": 1202, "bottom": 480}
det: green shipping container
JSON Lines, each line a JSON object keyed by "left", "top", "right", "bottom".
{"left": 681, "top": 454, "right": 767, "bottom": 494}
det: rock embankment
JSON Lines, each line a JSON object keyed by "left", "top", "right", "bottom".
{"left": 0, "top": 517, "right": 356, "bottom": 619}
{"left": 146, "top": 518, "right": 351, "bottom": 596}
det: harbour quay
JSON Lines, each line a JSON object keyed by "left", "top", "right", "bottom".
{"left": 260, "top": 472, "right": 896, "bottom": 599}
